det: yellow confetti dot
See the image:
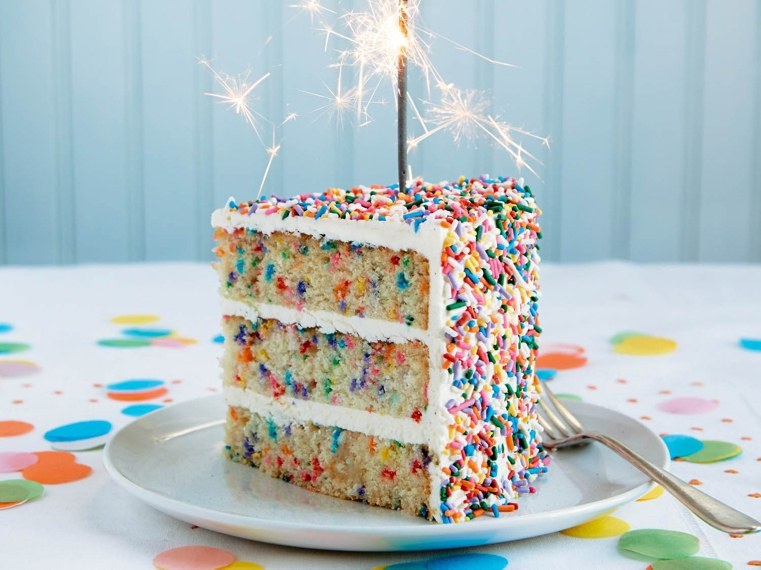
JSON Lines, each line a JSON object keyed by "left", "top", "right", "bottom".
{"left": 613, "top": 335, "right": 677, "bottom": 356}
{"left": 637, "top": 485, "right": 664, "bottom": 502}
{"left": 111, "top": 314, "right": 160, "bottom": 325}
{"left": 561, "top": 515, "right": 631, "bottom": 538}
{"left": 221, "top": 562, "right": 265, "bottom": 570}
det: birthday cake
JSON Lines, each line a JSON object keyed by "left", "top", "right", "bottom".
{"left": 211, "top": 175, "right": 548, "bottom": 523}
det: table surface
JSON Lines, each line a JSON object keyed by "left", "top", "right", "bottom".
{"left": 1, "top": 262, "right": 759, "bottom": 569}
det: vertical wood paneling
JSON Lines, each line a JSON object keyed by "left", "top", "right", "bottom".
{"left": 52, "top": 0, "right": 75, "bottom": 264}
{"left": 542, "top": 0, "right": 565, "bottom": 261}
{"left": 680, "top": 0, "right": 706, "bottom": 262}
{"left": 193, "top": 0, "right": 213, "bottom": 260}
{"left": 629, "top": 0, "right": 688, "bottom": 262}
{"left": 698, "top": 0, "right": 757, "bottom": 262}
{"left": 69, "top": 0, "right": 130, "bottom": 262}
{"left": 141, "top": 0, "right": 197, "bottom": 261}
{"left": 559, "top": 0, "right": 617, "bottom": 261}
{"left": 0, "top": 1, "right": 59, "bottom": 265}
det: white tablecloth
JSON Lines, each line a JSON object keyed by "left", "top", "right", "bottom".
{"left": 1, "top": 262, "right": 759, "bottom": 569}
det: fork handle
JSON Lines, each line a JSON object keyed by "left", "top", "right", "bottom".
{"left": 586, "top": 432, "right": 761, "bottom": 535}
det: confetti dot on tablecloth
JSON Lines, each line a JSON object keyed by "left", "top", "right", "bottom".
{"left": 556, "top": 393, "right": 582, "bottom": 401}
{"left": 637, "top": 485, "right": 664, "bottom": 502}
{"left": 0, "top": 452, "right": 38, "bottom": 473}
{"left": 662, "top": 435, "right": 704, "bottom": 459}
{"left": 151, "top": 337, "right": 198, "bottom": 348}
{"left": 98, "top": 338, "right": 152, "bottom": 348}
{"left": 0, "top": 420, "right": 34, "bottom": 437}
{"left": 658, "top": 397, "right": 719, "bottom": 415}
{"left": 561, "top": 515, "right": 630, "bottom": 538}
{"left": 107, "top": 387, "right": 169, "bottom": 401}
{"left": 122, "top": 404, "right": 164, "bottom": 417}
{"left": 153, "top": 546, "right": 236, "bottom": 570}
{"left": 0, "top": 342, "right": 31, "bottom": 355}
{"left": 107, "top": 379, "right": 165, "bottom": 392}
{"left": 122, "top": 327, "right": 173, "bottom": 338}
{"left": 45, "top": 420, "right": 111, "bottom": 443}
{"left": 650, "top": 558, "right": 732, "bottom": 570}
{"left": 0, "top": 479, "right": 44, "bottom": 503}
{"left": 739, "top": 338, "right": 761, "bottom": 351}
{"left": 618, "top": 529, "right": 699, "bottom": 561}
{"left": 749, "top": 560, "right": 761, "bottom": 566}
{"left": 111, "top": 314, "right": 160, "bottom": 325}
{"left": 0, "top": 360, "right": 40, "bottom": 377}
{"left": 536, "top": 369, "right": 556, "bottom": 381}
{"left": 220, "top": 563, "right": 264, "bottom": 570}
{"left": 213, "top": 334, "right": 224, "bottom": 344}
{"left": 612, "top": 333, "right": 677, "bottom": 356}
{"left": 682, "top": 440, "right": 742, "bottom": 463}
{"left": 536, "top": 352, "right": 587, "bottom": 370}
{"left": 0, "top": 323, "right": 12, "bottom": 334}
{"left": 380, "top": 554, "right": 508, "bottom": 570}
{"left": 22, "top": 451, "right": 92, "bottom": 484}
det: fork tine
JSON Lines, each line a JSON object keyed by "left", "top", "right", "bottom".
{"left": 536, "top": 398, "right": 576, "bottom": 438}
{"left": 541, "top": 381, "right": 585, "bottom": 433}
{"left": 536, "top": 414, "right": 562, "bottom": 441}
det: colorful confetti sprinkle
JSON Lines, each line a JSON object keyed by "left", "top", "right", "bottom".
{"left": 0, "top": 323, "right": 13, "bottom": 334}
{"left": 111, "top": 314, "right": 160, "bottom": 325}
{"left": 44, "top": 420, "right": 112, "bottom": 443}
{"left": 212, "top": 334, "right": 224, "bottom": 344}
{"left": 637, "top": 485, "right": 664, "bottom": 502}
{"left": 682, "top": 440, "right": 742, "bottom": 463}
{"left": 0, "top": 342, "right": 31, "bottom": 355}
{"left": 221, "top": 563, "right": 264, "bottom": 570}
{"left": 153, "top": 545, "right": 236, "bottom": 570}
{"left": 739, "top": 338, "right": 761, "bottom": 351}
{"left": 107, "top": 379, "right": 165, "bottom": 392}
{"left": 561, "top": 515, "right": 631, "bottom": 538}
{"left": 0, "top": 420, "right": 34, "bottom": 437}
{"left": 536, "top": 351, "right": 587, "bottom": 370}
{"left": 658, "top": 397, "right": 719, "bottom": 415}
{"left": 107, "top": 387, "right": 169, "bottom": 401}
{"left": 0, "top": 452, "right": 39, "bottom": 473}
{"left": 556, "top": 393, "right": 583, "bottom": 401}
{"left": 650, "top": 558, "right": 732, "bottom": 570}
{"left": 612, "top": 333, "right": 677, "bottom": 356}
{"left": 536, "top": 369, "right": 557, "bottom": 381}
{"left": 0, "top": 359, "right": 40, "bottom": 377}
{"left": 121, "top": 404, "right": 164, "bottom": 417}
{"left": 151, "top": 337, "right": 198, "bottom": 348}
{"left": 97, "top": 338, "right": 152, "bottom": 348}
{"left": 0, "top": 479, "right": 44, "bottom": 503}
{"left": 380, "top": 553, "right": 508, "bottom": 570}
{"left": 122, "top": 327, "right": 173, "bottom": 338}
{"left": 618, "top": 529, "right": 699, "bottom": 561}
{"left": 22, "top": 451, "right": 92, "bottom": 484}
{"left": 662, "top": 435, "right": 704, "bottom": 459}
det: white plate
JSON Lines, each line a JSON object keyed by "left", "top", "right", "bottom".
{"left": 104, "top": 395, "right": 668, "bottom": 552}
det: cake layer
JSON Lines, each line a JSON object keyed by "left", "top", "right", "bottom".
{"left": 225, "top": 406, "right": 434, "bottom": 519}
{"left": 221, "top": 315, "right": 430, "bottom": 421}
{"left": 215, "top": 229, "right": 430, "bottom": 329}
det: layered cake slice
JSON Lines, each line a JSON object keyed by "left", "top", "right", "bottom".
{"left": 212, "top": 176, "right": 548, "bottom": 523}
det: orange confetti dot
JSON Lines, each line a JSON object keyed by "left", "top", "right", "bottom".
{"left": 730, "top": 533, "right": 744, "bottom": 539}
{"left": 741, "top": 436, "right": 752, "bottom": 441}
{"left": 627, "top": 398, "right": 638, "bottom": 404}
{"left": 12, "top": 400, "right": 23, "bottom": 405}
{"left": 587, "top": 385, "right": 598, "bottom": 391}
{"left": 689, "top": 479, "right": 702, "bottom": 486}
{"left": 724, "top": 469, "right": 739, "bottom": 474}
{"left": 748, "top": 493, "right": 761, "bottom": 499}
{"left": 747, "top": 560, "right": 761, "bottom": 566}
{"left": 22, "top": 451, "right": 92, "bottom": 484}
{"left": 0, "top": 420, "right": 34, "bottom": 437}
{"left": 107, "top": 387, "right": 168, "bottom": 401}
{"left": 722, "top": 418, "right": 734, "bottom": 423}
{"left": 640, "top": 416, "right": 651, "bottom": 421}
{"left": 536, "top": 352, "right": 587, "bottom": 370}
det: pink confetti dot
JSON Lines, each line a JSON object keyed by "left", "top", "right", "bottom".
{"left": 153, "top": 546, "right": 236, "bottom": 570}
{"left": 0, "top": 452, "right": 39, "bottom": 473}
{"left": 658, "top": 397, "right": 719, "bottom": 415}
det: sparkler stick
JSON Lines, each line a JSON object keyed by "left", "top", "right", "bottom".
{"left": 397, "top": 0, "right": 409, "bottom": 191}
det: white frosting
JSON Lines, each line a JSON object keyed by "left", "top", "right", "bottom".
{"left": 224, "top": 385, "right": 432, "bottom": 444}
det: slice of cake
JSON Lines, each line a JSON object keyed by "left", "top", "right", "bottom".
{"left": 212, "top": 175, "right": 548, "bottom": 523}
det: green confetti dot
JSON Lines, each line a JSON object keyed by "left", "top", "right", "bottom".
{"left": 556, "top": 393, "right": 583, "bottom": 401}
{"left": 618, "top": 529, "right": 699, "bottom": 561}
{"left": 651, "top": 558, "right": 732, "bottom": 570}
{"left": 682, "top": 440, "right": 742, "bottom": 463}
{"left": 0, "top": 479, "right": 44, "bottom": 502}
{"left": 0, "top": 342, "right": 31, "bottom": 355}
{"left": 97, "top": 338, "right": 152, "bottom": 348}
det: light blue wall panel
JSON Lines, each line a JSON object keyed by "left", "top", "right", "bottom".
{"left": 629, "top": 0, "right": 687, "bottom": 262}
{"left": 698, "top": 0, "right": 757, "bottom": 262}
{"left": 0, "top": 1, "right": 59, "bottom": 264}
{"left": 69, "top": 0, "right": 131, "bottom": 262}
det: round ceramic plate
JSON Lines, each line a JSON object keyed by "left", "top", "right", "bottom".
{"left": 104, "top": 395, "right": 668, "bottom": 552}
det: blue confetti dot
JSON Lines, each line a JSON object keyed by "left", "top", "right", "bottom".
{"left": 121, "top": 404, "right": 164, "bottom": 417}
{"left": 661, "top": 434, "right": 704, "bottom": 459}
{"left": 384, "top": 554, "right": 508, "bottom": 570}
{"left": 122, "top": 328, "right": 173, "bottom": 338}
{"left": 0, "top": 323, "right": 12, "bottom": 334}
{"left": 537, "top": 369, "right": 557, "bottom": 381}
{"left": 44, "top": 420, "right": 112, "bottom": 442}
{"left": 739, "top": 338, "right": 761, "bottom": 351}
{"left": 212, "top": 334, "right": 224, "bottom": 344}
{"left": 107, "top": 379, "right": 165, "bottom": 392}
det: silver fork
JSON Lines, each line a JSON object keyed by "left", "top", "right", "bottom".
{"left": 537, "top": 382, "right": 761, "bottom": 535}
